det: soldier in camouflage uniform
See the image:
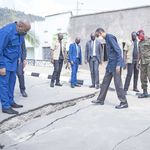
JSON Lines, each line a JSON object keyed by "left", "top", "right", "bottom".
{"left": 137, "top": 30, "right": 150, "bottom": 98}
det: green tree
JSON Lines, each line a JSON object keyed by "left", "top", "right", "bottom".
{"left": 25, "top": 31, "right": 40, "bottom": 47}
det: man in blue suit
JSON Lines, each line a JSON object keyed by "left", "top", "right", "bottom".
{"left": 0, "top": 20, "right": 31, "bottom": 114}
{"left": 68, "top": 37, "right": 82, "bottom": 88}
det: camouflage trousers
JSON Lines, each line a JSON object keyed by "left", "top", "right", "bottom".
{"left": 140, "top": 63, "right": 150, "bottom": 90}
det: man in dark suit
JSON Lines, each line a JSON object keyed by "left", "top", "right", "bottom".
{"left": 85, "top": 33, "right": 103, "bottom": 89}
{"left": 17, "top": 35, "right": 28, "bottom": 97}
{"left": 68, "top": 37, "right": 82, "bottom": 88}
{"left": 92, "top": 28, "right": 128, "bottom": 109}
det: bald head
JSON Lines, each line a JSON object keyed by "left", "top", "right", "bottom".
{"left": 75, "top": 37, "right": 80, "bottom": 44}
{"left": 16, "top": 20, "right": 31, "bottom": 35}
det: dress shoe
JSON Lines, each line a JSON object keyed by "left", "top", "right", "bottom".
{"left": 89, "top": 85, "right": 95, "bottom": 88}
{"left": 115, "top": 102, "right": 128, "bottom": 109}
{"left": 138, "top": 93, "right": 149, "bottom": 98}
{"left": 95, "top": 85, "right": 100, "bottom": 89}
{"left": 75, "top": 84, "right": 81, "bottom": 87}
{"left": 21, "top": 90, "right": 28, "bottom": 97}
{"left": 11, "top": 103, "right": 23, "bottom": 108}
{"left": 2, "top": 107, "right": 19, "bottom": 114}
{"left": 71, "top": 84, "right": 75, "bottom": 88}
{"left": 133, "top": 89, "right": 140, "bottom": 92}
{"left": 50, "top": 82, "right": 54, "bottom": 87}
{"left": 91, "top": 100, "right": 104, "bottom": 105}
{"left": 55, "top": 83, "right": 62, "bottom": 86}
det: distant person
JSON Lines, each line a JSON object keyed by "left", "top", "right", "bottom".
{"left": 68, "top": 37, "right": 82, "bottom": 88}
{"left": 17, "top": 35, "right": 28, "bottom": 97}
{"left": 0, "top": 20, "right": 31, "bottom": 114}
{"left": 92, "top": 28, "right": 128, "bottom": 109}
{"left": 124, "top": 32, "right": 139, "bottom": 95}
{"left": 136, "top": 30, "right": 150, "bottom": 98}
{"left": 85, "top": 33, "right": 103, "bottom": 89}
{"left": 50, "top": 33, "right": 66, "bottom": 88}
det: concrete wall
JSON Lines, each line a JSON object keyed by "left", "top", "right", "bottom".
{"left": 68, "top": 6, "right": 150, "bottom": 50}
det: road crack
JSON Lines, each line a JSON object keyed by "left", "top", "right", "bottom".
{"left": 5, "top": 105, "right": 91, "bottom": 149}
{"left": 112, "top": 125, "right": 150, "bottom": 150}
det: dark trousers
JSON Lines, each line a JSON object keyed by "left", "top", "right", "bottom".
{"left": 124, "top": 63, "right": 139, "bottom": 91}
{"left": 51, "top": 59, "right": 63, "bottom": 84}
{"left": 17, "top": 62, "right": 26, "bottom": 92}
{"left": 89, "top": 56, "right": 99, "bottom": 86}
{"left": 97, "top": 71, "right": 127, "bottom": 103}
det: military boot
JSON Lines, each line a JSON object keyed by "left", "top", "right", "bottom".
{"left": 138, "top": 89, "right": 149, "bottom": 98}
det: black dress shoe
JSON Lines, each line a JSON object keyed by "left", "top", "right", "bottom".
{"left": 138, "top": 93, "right": 149, "bottom": 98}
{"left": 75, "top": 84, "right": 81, "bottom": 87}
{"left": 133, "top": 89, "right": 140, "bottom": 92}
{"left": 91, "top": 100, "right": 104, "bottom": 105}
{"left": 55, "top": 83, "right": 62, "bottom": 86}
{"left": 115, "top": 102, "right": 128, "bottom": 109}
{"left": 11, "top": 103, "right": 23, "bottom": 108}
{"left": 50, "top": 82, "right": 54, "bottom": 87}
{"left": 21, "top": 91, "right": 28, "bottom": 97}
{"left": 89, "top": 85, "right": 95, "bottom": 88}
{"left": 2, "top": 107, "right": 19, "bottom": 114}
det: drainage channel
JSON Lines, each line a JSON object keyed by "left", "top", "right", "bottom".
{"left": 0, "top": 92, "right": 97, "bottom": 136}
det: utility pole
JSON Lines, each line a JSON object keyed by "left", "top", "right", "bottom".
{"left": 76, "top": 0, "right": 79, "bottom": 15}
{"left": 76, "top": 0, "right": 84, "bottom": 15}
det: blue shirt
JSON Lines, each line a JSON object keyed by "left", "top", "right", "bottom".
{"left": 0, "top": 22, "right": 21, "bottom": 71}
{"left": 105, "top": 33, "right": 124, "bottom": 72}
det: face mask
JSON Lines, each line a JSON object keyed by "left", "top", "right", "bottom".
{"left": 18, "top": 31, "right": 27, "bottom": 35}
{"left": 98, "top": 36, "right": 103, "bottom": 40}
{"left": 138, "top": 33, "right": 144, "bottom": 41}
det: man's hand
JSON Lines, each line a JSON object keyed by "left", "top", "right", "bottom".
{"left": 123, "top": 64, "right": 127, "bottom": 70}
{"left": 84, "top": 60, "right": 87, "bottom": 64}
{"left": 136, "top": 63, "right": 140, "bottom": 70}
{"left": 116, "top": 66, "right": 121, "bottom": 74}
{"left": 0, "top": 68, "right": 6, "bottom": 76}
{"left": 51, "top": 59, "right": 54, "bottom": 64}
{"left": 23, "top": 60, "right": 27, "bottom": 68}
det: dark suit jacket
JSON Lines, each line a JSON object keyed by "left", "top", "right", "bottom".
{"left": 68, "top": 43, "right": 82, "bottom": 65}
{"left": 17, "top": 36, "right": 27, "bottom": 75}
{"left": 85, "top": 39, "right": 103, "bottom": 63}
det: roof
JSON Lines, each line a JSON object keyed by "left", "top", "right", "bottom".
{"left": 45, "top": 11, "right": 73, "bottom": 18}
{"left": 71, "top": 5, "right": 150, "bottom": 18}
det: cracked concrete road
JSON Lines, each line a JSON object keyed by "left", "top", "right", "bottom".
{"left": 0, "top": 75, "right": 150, "bottom": 150}
{"left": 0, "top": 66, "right": 150, "bottom": 150}
{"left": 0, "top": 75, "right": 98, "bottom": 122}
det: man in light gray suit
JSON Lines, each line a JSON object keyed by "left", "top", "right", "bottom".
{"left": 85, "top": 33, "right": 103, "bottom": 89}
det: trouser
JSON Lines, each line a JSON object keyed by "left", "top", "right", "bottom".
{"left": 89, "top": 56, "right": 100, "bottom": 86}
{"left": 140, "top": 63, "right": 150, "bottom": 91}
{"left": 51, "top": 59, "right": 63, "bottom": 84}
{"left": 97, "top": 71, "right": 127, "bottom": 103}
{"left": 124, "top": 63, "right": 139, "bottom": 91}
{"left": 0, "top": 71, "right": 16, "bottom": 109}
{"left": 71, "top": 59, "right": 79, "bottom": 85}
{"left": 17, "top": 62, "right": 26, "bottom": 92}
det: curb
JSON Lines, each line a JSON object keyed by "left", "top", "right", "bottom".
{"left": 25, "top": 71, "right": 84, "bottom": 85}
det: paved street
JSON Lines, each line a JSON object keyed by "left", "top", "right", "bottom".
{"left": 0, "top": 64, "right": 150, "bottom": 150}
